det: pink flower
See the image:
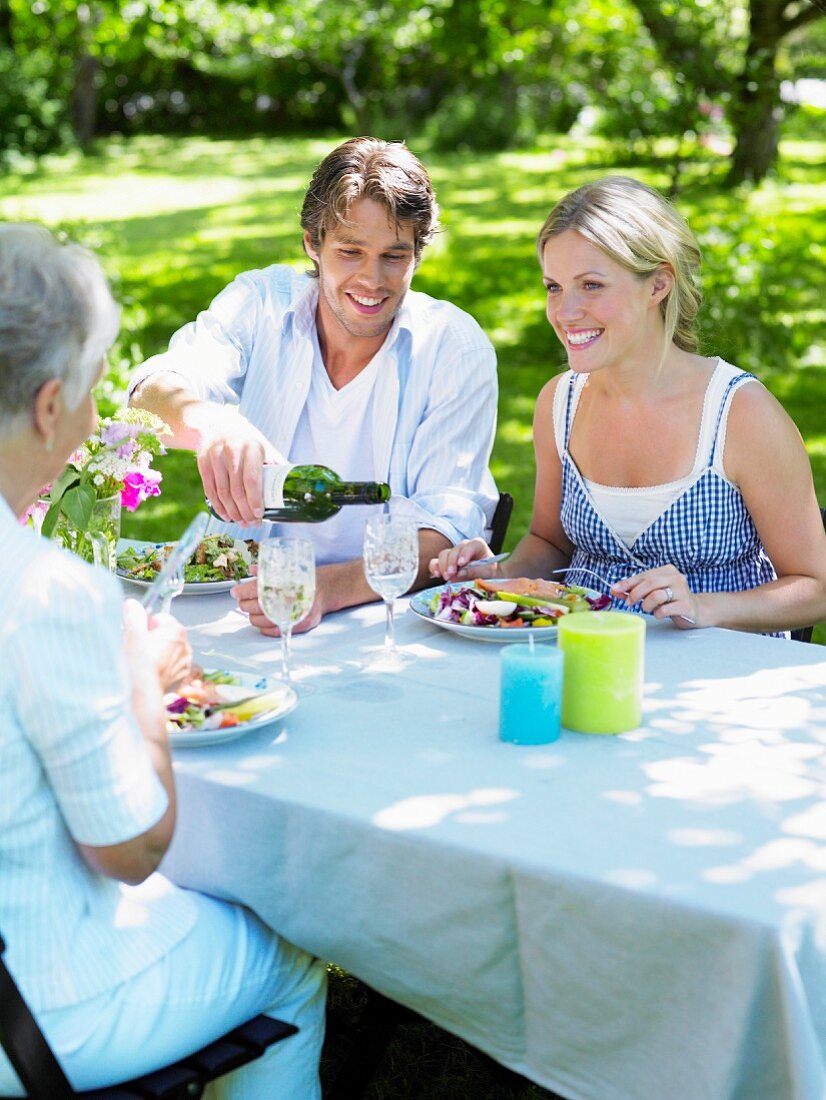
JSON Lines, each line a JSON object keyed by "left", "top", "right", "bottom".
{"left": 120, "top": 468, "right": 162, "bottom": 512}
{"left": 21, "top": 497, "right": 50, "bottom": 529}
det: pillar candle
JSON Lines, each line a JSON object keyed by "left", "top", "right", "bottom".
{"left": 499, "top": 643, "right": 563, "bottom": 745}
{"left": 557, "top": 611, "right": 645, "bottom": 735}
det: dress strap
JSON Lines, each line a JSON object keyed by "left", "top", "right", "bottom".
{"left": 708, "top": 369, "right": 758, "bottom": 472}
{"left": 553, "top": 371, "right": 585, "bottom": 458}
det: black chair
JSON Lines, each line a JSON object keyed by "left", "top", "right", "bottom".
{"left": 0, "top": 932, "right": 297, "bottom": 1100}
{"left": 487, "top": 491, "right": 514, "bottom": 556}
{"left": 789, "top": 506, "right": 826, "bottom": 644}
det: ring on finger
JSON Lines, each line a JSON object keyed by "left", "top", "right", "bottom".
{"left": 664, "top": 586, "right": 674, "bottom": 604}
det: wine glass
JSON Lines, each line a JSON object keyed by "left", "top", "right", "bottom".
{"left": 363, "top": 514, "right": 419, "bottom": 664}
{"left": 257, "top": 537, "right": 316, "bottom": 685}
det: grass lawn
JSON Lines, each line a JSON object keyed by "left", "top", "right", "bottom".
{"left": 2, "top": 133, "right": 824, "bottom": 1092}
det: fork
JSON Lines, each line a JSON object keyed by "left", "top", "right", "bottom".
{"left": 158, "top": 565, "right": 185, "bottom": 614}
{"left": 552, "top": 566, "right": 696, "bottom": 624}
{"left": 141, "top": 512, "right": 209, "bottom": 615}
{"left": 551, "top": 566, "right": 618, "bottom": 592}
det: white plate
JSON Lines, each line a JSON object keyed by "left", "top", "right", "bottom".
{"left": 409, "top": 583, "right": 600, "bottom": 643}
{"left": 117, "top": 540, "right": 252, "bottom": 595}
{"left": 167, "top": 670, "right": 297, "bottom": 748}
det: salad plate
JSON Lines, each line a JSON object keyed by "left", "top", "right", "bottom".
{"left": 117, "top": 536, "right": 257, "bottom": 595}
{"left": 409, "top": 580, "right": 609, "bottom": 643}
{"left": 165, "top": 669, "right": 297, "bottom": 747}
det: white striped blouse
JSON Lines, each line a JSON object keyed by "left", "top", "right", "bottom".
{"left": 0, "top": 496, "right": 195, "bottom": 1011}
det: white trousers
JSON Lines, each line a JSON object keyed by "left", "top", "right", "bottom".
{"left": 0, "top": 891, "right": 326, "bottom": 1099}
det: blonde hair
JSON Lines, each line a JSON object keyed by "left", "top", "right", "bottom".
{"left": 537, "top": 176, "right": 702, "bottom": 353}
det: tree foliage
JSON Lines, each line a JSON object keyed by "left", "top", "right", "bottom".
{"left": 629, "top": 0, "right": 826, "bottom": 183}
{"left": 0, "top": 0, "right": 823, "bottom": 181}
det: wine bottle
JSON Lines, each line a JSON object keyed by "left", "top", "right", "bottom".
{"left": 207, "top": 463, "right": 391, "bottom": 523}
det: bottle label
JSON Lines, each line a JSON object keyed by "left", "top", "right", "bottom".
{"left": 262, "top": 464, "right": 296, "bottom": 509}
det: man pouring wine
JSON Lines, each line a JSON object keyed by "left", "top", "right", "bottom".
{"left": 129, "top": 137, "right": 498, "bottom": 635}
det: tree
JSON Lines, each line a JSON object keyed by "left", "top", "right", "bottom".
{"left": 727, "top": 0, "right": 824, "bottom": 183}
{"left": 629, "top": 0, "right": 825, "bottom": 184}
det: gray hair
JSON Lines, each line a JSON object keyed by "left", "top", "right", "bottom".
{"left": 537, "top": 176, "right": 703, "bottom": 354}
{"left": 0, "top": 223, "right": 120, "bottom": 436}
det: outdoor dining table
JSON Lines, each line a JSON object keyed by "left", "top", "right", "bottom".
{"left": 159, "top": 588, "right": 826, "bottom": 1100}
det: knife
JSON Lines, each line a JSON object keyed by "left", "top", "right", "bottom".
{"left": 141, "top": 511, "right": 210, "bottom": 614}
{"left": 205, "top": 688, "right": 290, "bottom": 718}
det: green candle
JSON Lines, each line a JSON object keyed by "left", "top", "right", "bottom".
{"left": 557, "top": 611, "right": 646, "bottom": 734}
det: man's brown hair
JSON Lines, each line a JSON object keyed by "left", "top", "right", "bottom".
{"left": 300, "top": 137, "right": 440, "bottom": 274}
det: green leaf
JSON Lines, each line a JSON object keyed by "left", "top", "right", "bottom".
{"left": 40, "top": 500, "right": 63, "bottom": 539}
{"left": 48, "top": 464, "right": 81, "bottom": 505}
{"left": 61, "top": 483, "right": 96, "bottom": 531}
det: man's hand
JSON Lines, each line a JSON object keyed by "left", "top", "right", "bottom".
{"left": 130, "top": 376, "right": 287, "bottom": 526}
{"left": 231, "top": 572, "right": 324, "bottom": 636}
{"left": 198, "top": 409, "right": 286, "bottom": 525}
{"left": 232, "top": 530, "right": 452, "bottom": 637}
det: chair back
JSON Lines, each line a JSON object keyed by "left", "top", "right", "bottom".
{"left": 0, "top": 933, "right": 74, "bottom": 1099}
{"left": 789, "top": 506, "right": 826, "bottom": 643}
{"left": 0, "top": 931, "right": 297, "bottom": 1100}
{"left": 487, "top": 492, "right": 514, "bottom": 556}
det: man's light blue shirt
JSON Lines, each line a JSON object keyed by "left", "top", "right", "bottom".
{"left": 130, "top": 266, "right": 499, "bottom": 547}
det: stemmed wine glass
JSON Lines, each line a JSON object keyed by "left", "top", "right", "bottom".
{"left": 257, "top": 537, "right": 316, "bottom": 685}
{"left": 363, "top": 514, "right": 419, "bottom": 665}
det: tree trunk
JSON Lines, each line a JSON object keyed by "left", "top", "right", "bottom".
{"left": 71, "top": 3, "right": 102, "bottom": 151}
{"left": 726, "top": 4, "right": 783, "bottom": 185}
{"left": 340, "top": 42, "right": 371, "bottom": 135}
{"left": 72, "top": 49, "right": 99, "bottom": 150}
{"left": 0, "top": 1, "right": 13, "bottom": 49}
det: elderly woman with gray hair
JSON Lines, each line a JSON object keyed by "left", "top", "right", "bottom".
{"left": 0, "top": 224, "right": 325, "bottom": 1098}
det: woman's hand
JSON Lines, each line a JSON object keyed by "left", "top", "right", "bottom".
{"left": 613, "top": 567, "right": 699, "bottom": 629}
{"left": 122, "top": 599, "right": 193, "bottom": 691}
{"left": 428, "top": 538, "right": 495, "bottom": 582}
{"left": 145, "top": 612, "right": 194, "bottom": 690}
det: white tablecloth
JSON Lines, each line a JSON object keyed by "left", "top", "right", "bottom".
{"left": 159, "top": 591, "right": 826, "bottom": 1100}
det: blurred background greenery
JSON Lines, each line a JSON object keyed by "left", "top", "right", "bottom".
{"left": 2, "top": 4, "right": 825, "bottom": 1094}
{"left": 2, "top": 0, "right": 825, "bottom": 184}
{"left": 1, "top": 132, "right": 823, "bottom": 651}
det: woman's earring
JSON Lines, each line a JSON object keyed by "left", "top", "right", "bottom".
{"left": 44, "top": 436, "right": 54, "bottom": 453}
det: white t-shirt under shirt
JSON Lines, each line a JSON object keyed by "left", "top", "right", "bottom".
{"left": 274, "top": 328, "right": 382, "bottom": 565}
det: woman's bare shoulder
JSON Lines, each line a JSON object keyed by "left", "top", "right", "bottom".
{"left": 726, "top": 374, "right": 808, "bottom": 488}
{"left": 728, "top": 375, "right": 800, "bottom": 442}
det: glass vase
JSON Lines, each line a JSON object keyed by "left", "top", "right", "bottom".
{"left": 52, "top": 493, "right": 122, "bottom": 572}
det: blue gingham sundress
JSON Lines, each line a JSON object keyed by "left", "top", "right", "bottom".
{"left": 555, "top": 362, "right": 783, "bottom": 634}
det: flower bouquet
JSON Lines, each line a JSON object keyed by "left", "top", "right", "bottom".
{"left": 35, "top": 408, "right": 170, "bottom": 570}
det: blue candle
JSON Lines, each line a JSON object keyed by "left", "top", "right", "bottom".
{"left": 499, "top": 643, "right": 563, "bottom": 745}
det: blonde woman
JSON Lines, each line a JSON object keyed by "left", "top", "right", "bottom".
{"left": 431, "top": 176, "right": 826, "bottom": 636}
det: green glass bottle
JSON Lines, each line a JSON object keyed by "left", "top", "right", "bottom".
{"left": 208, "top": 463, "right": 391, "bottom": 523}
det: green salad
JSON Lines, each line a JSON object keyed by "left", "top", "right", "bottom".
{"left": 117, "top": 534, "right": 259, "bottom": 584}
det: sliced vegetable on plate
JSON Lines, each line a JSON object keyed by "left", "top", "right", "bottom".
{"left": 416, "top": 577, "right": 610, "bottom": 633}
{"left": 163, "top": 669, "right": 296, "bottom": 745}
{"left": 118, "top": 534, "right": 258, "bottom": 585}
